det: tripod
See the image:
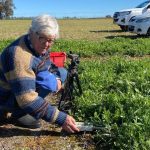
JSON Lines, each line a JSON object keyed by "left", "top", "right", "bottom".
{"left": 58, "top": 53, "right": 82, "bottom": 112}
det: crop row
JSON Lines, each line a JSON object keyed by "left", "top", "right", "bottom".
{"left": 1, "top": 37, "right": 150, "bottom": 56}
{"left": 53, "top": 38, "right": 150, "bottom": 57}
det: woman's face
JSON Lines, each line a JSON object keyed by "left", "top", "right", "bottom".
{"left": 31, "top": 32, "right": 56, "bottom": 55}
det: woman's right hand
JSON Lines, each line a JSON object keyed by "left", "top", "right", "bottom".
{"left": 62, "top": 115, "right": 80, "bottom": 133}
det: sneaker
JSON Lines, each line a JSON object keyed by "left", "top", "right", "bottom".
{"left": 11, "top": 114, "right": 41, "bottom": 129}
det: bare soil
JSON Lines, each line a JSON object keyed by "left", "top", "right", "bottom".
{"left": 0, "top": 122, "right": 95, "bottom": 150}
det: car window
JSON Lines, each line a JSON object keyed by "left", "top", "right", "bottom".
{"left": 136, "top": 1, "right": 150, "bottom": 8}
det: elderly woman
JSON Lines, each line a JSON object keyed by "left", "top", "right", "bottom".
{"left": 0, "top": 14, "right": 79, "bottom": 133}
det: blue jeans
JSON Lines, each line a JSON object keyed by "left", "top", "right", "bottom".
{"left": 37, "top": 67, "right": 67, "bottom": 98}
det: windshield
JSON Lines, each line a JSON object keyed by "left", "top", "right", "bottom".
{"left": 136, "top": 1, "right": 150, "bottom": 8}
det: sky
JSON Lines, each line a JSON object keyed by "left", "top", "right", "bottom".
{"left": 13, "top": 0, "right": 147, "bottom": 18}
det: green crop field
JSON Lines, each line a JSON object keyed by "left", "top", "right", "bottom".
{"left": 0, "top": 18, "right": 150, "bottom": 149}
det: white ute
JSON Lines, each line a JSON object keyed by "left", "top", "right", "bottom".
{"left": 113, "top": 1, "right": 150, "bottom": 31}
{"left": 128, "top": 6, "right": 150, "bottom": 36}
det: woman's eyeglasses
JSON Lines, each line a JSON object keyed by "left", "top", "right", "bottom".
{"left": 36, "top": 32, "right": 55, "bottom": 44}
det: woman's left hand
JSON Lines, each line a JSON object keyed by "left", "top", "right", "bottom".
{"left": 56, "top": 78, "right": 62, "bottom": 91}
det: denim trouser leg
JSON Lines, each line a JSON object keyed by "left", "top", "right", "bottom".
{"left": 36, "top": 67, "right": 67, "bottom": 98}
{"left": 37, "top": 88, "right": 51, "bottom": 99}
{"left": 37, "top": 67, "right": 68, "bottom": 98}
{"left": 58, "top": 67, "right": 68, "bottom": 83}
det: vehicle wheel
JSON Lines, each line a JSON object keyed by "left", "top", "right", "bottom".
{"left": 146, "top": 27, "right": 150, "bottom": 36}
{"left": 137, "top": 34, "right": 142, "bottom": 37}
{"left": 119, "top": 25, "right": 128, "bottom": 31}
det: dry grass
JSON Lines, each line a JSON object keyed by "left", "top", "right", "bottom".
{"left": 0, "top": 18, "right": 135, "bottom": 41}
{"left": 0, "top": 20, "right": 31, "bottom": 40}
{"left": 59, "top": 18, "right": 134, "bottom": 41}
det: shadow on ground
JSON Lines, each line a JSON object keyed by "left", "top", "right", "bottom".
{"left": 0, "top": 125, "right": 62, "bottom": 137}
{"left": 89, "top": 30, "right": 150, "bottom": 39}
{"left": 89, "top": 29, "right": 124, "bottom": 33}
{"left": 105, "top": 34, "right": 147, "bottom": 39}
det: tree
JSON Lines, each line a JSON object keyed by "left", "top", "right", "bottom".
{"left": 106, "top": 15, "right": 112, "bottom": 18}
{"left": 0, "top": 0, "right": 15, "bottom": 19}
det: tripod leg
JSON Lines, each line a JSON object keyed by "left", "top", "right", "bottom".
{"left": 58, "top": 79, "right": 73, "bottom": 110}
{"left": 72, "top": 74, "right": 82, "bottom": 96}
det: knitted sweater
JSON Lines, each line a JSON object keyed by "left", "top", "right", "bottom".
{"left": 0, "top": 34, "right": 67, "bottom": 126}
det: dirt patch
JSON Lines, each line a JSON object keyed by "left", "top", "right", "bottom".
{"left": 0, "top": 121, "right": 95, "bottom": 150}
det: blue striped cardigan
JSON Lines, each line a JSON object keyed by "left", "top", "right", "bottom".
{"left": 0, "top": 34, "right": 67, "bottom": 126}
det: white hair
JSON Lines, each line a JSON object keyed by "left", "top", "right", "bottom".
{"left": 29, "top": 14, "right": 59, "bottom": 39}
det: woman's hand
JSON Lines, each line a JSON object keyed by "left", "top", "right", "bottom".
{"left": 56, "top": 78, "right": 62, "bottom": 91}
{"left": 62, "top": 115, "right": 80, "bottom": 133}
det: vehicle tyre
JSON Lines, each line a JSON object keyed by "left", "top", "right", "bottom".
{"left": 137, "top": 34, "right": 142, "bottom": 37}
{"left": 119, "top": 25, "right": 128, "bottom": 32}
{"left": 146, "top": 27, "right": 150, "bottom": 36}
